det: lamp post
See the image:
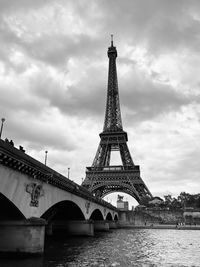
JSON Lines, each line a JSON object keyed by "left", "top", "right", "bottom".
{"left": 45, "top": 151, "right": 48, "bottom": 165}
{"left": 68, "top": 167, "right": 70, "bottom": 179}
{"left": 0, "top": 118, "right": 5, "bottom": 139}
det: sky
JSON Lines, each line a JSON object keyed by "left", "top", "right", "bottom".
{"left": 1, "top": 0, "right": 200, "bottom": 207}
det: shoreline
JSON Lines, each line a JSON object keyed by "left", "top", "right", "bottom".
{"left": 118, "top": 224, "right": 200, "bottom": 230}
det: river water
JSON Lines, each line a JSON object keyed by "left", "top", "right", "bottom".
{"left": 0, "top": 229, "right": 200, "bottom": 267}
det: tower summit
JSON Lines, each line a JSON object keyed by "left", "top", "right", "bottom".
{"left": 82, "top": 38, "right": 152, "bottom": 204}
{"left": 103, "top": 34, "right": 123, "bottom": 133}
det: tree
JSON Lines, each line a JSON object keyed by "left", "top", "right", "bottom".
{"left": 164, "top": 195, "right": 173, "bottom": 206}
{"left": 177, "top": 192, "right": 191, "bottom": 207}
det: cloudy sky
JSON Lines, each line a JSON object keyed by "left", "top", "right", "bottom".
{"left": 1, "top": 0, "right": 200, "bottom": 206}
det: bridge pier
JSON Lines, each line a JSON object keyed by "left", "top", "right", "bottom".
{"left": 94, "top": 220, "right": 110, "bottom": 231}
{"left": 108, "top": 221, "right": 118, "bottom": 229}
{"left": 0, "top": 218, "right": 46, "bottom": 256}
{"left": 53, "top": 220, "right": 94, "bottom": 236}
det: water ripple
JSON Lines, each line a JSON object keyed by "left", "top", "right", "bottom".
{"left": 0, "top": 229, "right": 200, "bottom": 266}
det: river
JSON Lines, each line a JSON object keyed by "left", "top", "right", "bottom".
{"left": 0, "top": 229, "right": 200, "bottom": 267}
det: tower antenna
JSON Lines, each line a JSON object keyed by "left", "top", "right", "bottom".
{"left": 111, "top": 34, "right": 113, "bottom": 47}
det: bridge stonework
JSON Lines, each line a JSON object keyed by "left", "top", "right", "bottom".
{"left": 0, "top": 140, "right": 118, "bottom": 255}
{"left": 0, "top": 164, "right": 116, "bottom": 221}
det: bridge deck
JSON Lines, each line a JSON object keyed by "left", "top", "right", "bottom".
{"left": 0, "top": 139, "right": 117, "bottom": 211}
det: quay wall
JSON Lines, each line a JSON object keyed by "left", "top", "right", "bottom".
{"left": 142, "top": 209, "right": 183, "bottom": 224}
{"left": 119, "top": 209, "right": 200, "bottom": 226}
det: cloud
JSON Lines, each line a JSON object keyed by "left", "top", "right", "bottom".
{"left": 0, "top": 0, "right": 55, "bottom": 13}
{"left": 127, "top": 103, "right": 200, "bottom": 198}
{"left": 121, "top": 77, "right": 191, "bottom": 123}
{"left": 98, "top": 0, "right": 200, "bottom": 54}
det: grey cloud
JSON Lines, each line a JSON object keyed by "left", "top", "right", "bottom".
{"left": 121, "top": 81, "right": 191, "bottom": 123}
{"left": 0, "top": 80, "right": 76, "bottom": 152}
{"left": 0, "top": 83, "right": 48, "bottom": 115}
{"left": 174, "top": 149, "right": 200, "bottom": 178}
{"left": 98, "top": 0, "right": 200, "bottom": 54}
{"left": 28, "top": 64, "right": 107, "bottom": 118}
{"left": 24, "top": 34, "right": 105, "bottom": 67}
{"left": 1, "top": 0, "right": 200, "bottom": 71}
{"left": 1, "top": 112, "right": 76, "bottom": 152}
{"left": 0, "top": 0, "right": 52, "bottom": 13}
{"left": 149, "top": 147, "right": 200, "bottom": 195}
{"left": 0, "top": 18, "right": 105, "bottom": 69}
{"left": 0, "top": 1, "right": 107, "bottom": 70}
{"left": 26, "top": 56, "right": 193, "bottom": 124}
{"left": 8, "top": 120, "right": 75, "bottom": 151}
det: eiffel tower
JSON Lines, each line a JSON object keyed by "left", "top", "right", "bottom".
{"left": 82, "top": 36, "right": 152, "bottom": 204}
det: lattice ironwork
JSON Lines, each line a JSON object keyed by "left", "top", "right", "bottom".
{"left": 82, "top": 37, "right": 152, "bottom": 204}
{"left": 103, "top": 37, "right": 123, "bottom": 132}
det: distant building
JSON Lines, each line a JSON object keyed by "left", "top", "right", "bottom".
{"left": 117, "top": 195, "right": 129, "bottom": 210}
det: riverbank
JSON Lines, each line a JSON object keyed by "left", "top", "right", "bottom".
{"left": 119, "top": 224, "right": 200, "bottom": 230}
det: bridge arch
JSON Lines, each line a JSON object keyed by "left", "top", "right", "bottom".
{"left": 114, "top": 214, "right": 118, "bottom": 221}
{"left": 41, "top": 200, "right": 86, "bottom": 222}
{"left": 0, "top": 192, "right": 25, "bottom": 220}
{"left": 89, "top": 209, "right": 104, "bottom": 220}
{"left": 0, "top": 164, "right": 118, "bottom": 221}
{"left": 105, "top": 212, "right": 112, "bottom": 221}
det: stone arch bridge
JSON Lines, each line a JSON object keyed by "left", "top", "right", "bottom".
{"left": 0, "top": 139, "right": 118, "bottom": 255}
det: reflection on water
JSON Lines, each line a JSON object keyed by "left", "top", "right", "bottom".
{"left": 0, "top": 229, "right": 200, "bottom": 267}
